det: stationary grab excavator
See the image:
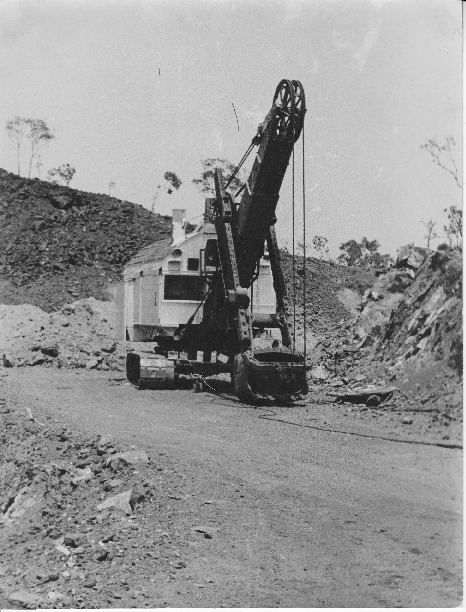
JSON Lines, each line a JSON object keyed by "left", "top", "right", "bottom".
{"left": 127, "top": 79, "right": 309, "bottom": 403}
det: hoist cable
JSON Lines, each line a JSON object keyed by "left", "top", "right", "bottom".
{"left": 291, "top": 116, "right": 296, "bottom": 358}
{"left": 302, "top": 120, "right": 307, "bottom": 372}
{"left": 224, "top": 141, "right": 256, "bottom": 191}
{"left": 234, "top": 183, "right": 246, "bottom": 198}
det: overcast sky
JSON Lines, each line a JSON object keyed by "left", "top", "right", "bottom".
{"left": 0, "top": 0, "right": 462, "bottom": 257}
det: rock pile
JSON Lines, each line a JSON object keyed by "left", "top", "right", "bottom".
{"left": 280, "top": 250, "right": 376, "bottom": 336}
{"left": 311, "top": 246, "right": 462, "bottom": 376}
{"left": 0, "top": 298, "right": 126, "bottom": 371}
{"left": 377, "top": 248, "right": 462, "bottom": 374}
{"left": 312, "top": 246, "right": 462, "bottom": 437}
{"left": 0, "top": 169, "right": 171, "bottom": 312}
{"left": 0, "top": 387, "right": 191, "bottom": 609}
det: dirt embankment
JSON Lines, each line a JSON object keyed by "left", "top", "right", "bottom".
{"left": 0, "top": 169, "right": 461, "bottom": 442}
{"left": 0, "top": 167, "right": 374, "bottom": 329}
{"left": 0, "top": 169, "right": 171, "bottom": 312}
{"left": 0, "top": 298, "right": 126, "bottom": 371}
{"left": 313, "top": 247, "right": 462, "bottom": 442}
{"left": 280, "top": 250, "right": 375, "bottom": 337}
{"left": 377, "top": 249, "right": 462, "bottom": 375}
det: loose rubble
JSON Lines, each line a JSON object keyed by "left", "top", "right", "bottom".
{"left": 0, "top": 168, "right": 171, "bottom": 312}
{"left": 0, "top": 297, "right": 128, "bottom": 370}
{"left": 0, "top": 388, "right": 196, "bottom": 609}
{"left": 305, "top": 246, "right": 462, "bottom": 443}
{"left": 0, "top": 166, "right": 461, "bottom": 447}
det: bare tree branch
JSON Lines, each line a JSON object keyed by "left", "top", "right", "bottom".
{"left": 422, "top": 136, "right": 461, "bottom": 188}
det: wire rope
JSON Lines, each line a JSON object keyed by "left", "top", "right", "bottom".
{"left": 302, "top": 119, "right": 307, "bottom": 373}
{"left": 224, "top": 141, "right": 256, "bottom": 191}
{"left": 292, "top": 144, "right": 296, "bottom": 355}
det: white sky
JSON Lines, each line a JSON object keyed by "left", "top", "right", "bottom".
{"left": 0, "top": 0, "right": 462, "bottom": 257}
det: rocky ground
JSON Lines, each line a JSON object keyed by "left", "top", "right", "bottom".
{"left": 0, "top": 169, "right": 171, "bottom": 312}
{"left": 0, "top": 168, "right": 462, "bottom": 607}
{"left": 0, "top": 246, "right": 462, "bottom": 442}
{"left": 0, "top": 298, "right": 126, "bottom": 371}
{"left": 0, "top": 367, "right": 462, "bottom": 608}
{"left": 280, "top": 249, "right": 375, "bottom": 337}
{"left": 303, "top": 246, "right": 462, "bottom": 441}
{"left": 0, "top": 380, "right": 202, "bottom": 609}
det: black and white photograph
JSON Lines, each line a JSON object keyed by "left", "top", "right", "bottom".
{"left": 0, "top": 0, "right": 462, "bottom": 608}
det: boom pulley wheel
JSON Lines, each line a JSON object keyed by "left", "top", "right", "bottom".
{"left": 273, "top": 79, "right": 306, "bottom": 144}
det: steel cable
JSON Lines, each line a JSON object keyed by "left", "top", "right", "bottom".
{"left": 224, "top": 142, "right": 256, "bottom": 192}
{"left": 302, "top": 119, "right": 306, "bottom": 373}
{"left": 292, "top": 119, "right": 296, "bottom": 358}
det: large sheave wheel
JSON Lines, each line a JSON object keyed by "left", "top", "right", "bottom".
{"left": 272, "top": 79, "right": 305, "bottom": 144}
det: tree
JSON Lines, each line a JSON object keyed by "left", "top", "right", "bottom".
{"left": 35, "top": 156, "right": 43, "bottom": 179}
{"left": 444, "top": 205, "right": 462, "bottom": 250}
{"left": 47, "top": 163, "right": 76, "bottom": 186}
{"left": 6, "top": 116, "right": 25, "bottom": 176}
{"left": 5, "top": 117, "right": 54, "bottom": 178}
{"left": 163, "top": 171, "right": 182, "bottom": 193}
{"left": 192, "top": 158, "right": 246, "bottom": 197}
{"left": 337, "top": 237, "right": 392, "bottom": 269}
{"left": 311, "top": 235, "right": 329, "bottom": 259}
{"left": 422, "top": 136, "right": 461, "bottom": 189}
{"left": 421, "top": 218, "right": 438, "bottom": 249}
{"left": 27, "top": 119, "right": 54, "bottom": 178}
{"left": 152, "top": 171, "right": 182, "bottom": 212}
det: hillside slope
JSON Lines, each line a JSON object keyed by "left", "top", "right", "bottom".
{"left": 0, "top": 169, "right": 374, "bottom": 330}
{"left": 0, "top": 170, "right": 172, "bottom": 311}
{"left": 280, "top": 251, "right": 375, "bottom": 337}
{"left": 317, "top": 247, "right": 463, "bottom": 439}
{"left": 378, "top": 249, "right": 462, "bottom": 375}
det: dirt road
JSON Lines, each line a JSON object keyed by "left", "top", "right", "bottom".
{"left": 2, "top": 368, "right": 462, "bottom": 607}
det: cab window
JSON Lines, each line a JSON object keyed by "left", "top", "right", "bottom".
{"left": 164, "top": 275, "right": 204, "bottom": 301}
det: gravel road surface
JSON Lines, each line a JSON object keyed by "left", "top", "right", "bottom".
{"left": 3, "top": 368, "right": 462, "bottom": 607}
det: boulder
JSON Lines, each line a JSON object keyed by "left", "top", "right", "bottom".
{"left": 129, "top": 484, "right": 146, "bottom": 510}
{"left": 423, "top": 286, "right": 446, "bottom": 315}
{"left": 63, "top": 533, "right": 84, "bottom": 548}
{"left": 97, "top": 434, "right": 114, "bottom": 453}
{"left": 101, "top": 340, "right": 116, "bottom": 353}
{"left": 396, "top": 245, "right": 429, "bottom": 270}
{"left": 2, "top": 353, "right": 13, "bottom": 367}
{"left": 33, "top": 220, "right": 45, "bottom": 232}
{"left": 32, "top": 353, "right": 46, "bottom": 366}
{"left": 104, "top": 478, "right": 123, "bottom": 491}
{"left": 47, "top": 591, "right": 68, "bottom": 604}
{"left": 310, "top": 364, "right": 329, "bottom": 381}
{"left": 97, "top": 489, "right": 132, "bottom": 515}
{"left": 49, "top": 194, "right": 74, "bottom": 209}
{"left": 8, "top": 590, "right": 43, "bottom": 609}
{"left": 72, "top": 466, "right": 94, "bottom": 484}
{"left": 106, "top": 450, "right": 150, "bottom": 470}
{"left": 361, "top": 289, "right": 384, "bottom": 307}
{"left": 38, "top": 343, "right": 59, "bottom": 358}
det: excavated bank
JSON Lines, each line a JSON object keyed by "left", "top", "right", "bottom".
{"left": 316, "top": 247, "right": 462, "bottom": 438}
{"left": 0, "top": 169, "right": 171, "bottom": 312}
{"left": 0, "top": 298, "right": 126, "bottom": 371}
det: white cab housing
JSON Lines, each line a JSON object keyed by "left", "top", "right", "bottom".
{"left": 123, "top": 208, "right": 275, "bottom": 341}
